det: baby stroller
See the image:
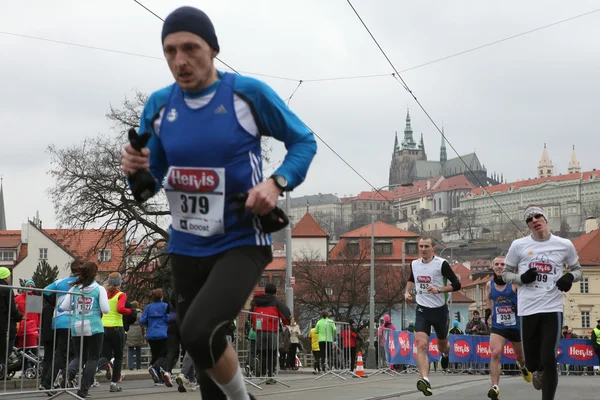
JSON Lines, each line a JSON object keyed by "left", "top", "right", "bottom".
{"left": 0, "top": 346, "right": 42, "bottom": 380}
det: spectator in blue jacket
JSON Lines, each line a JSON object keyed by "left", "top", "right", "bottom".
{"left": 44, "top": 258, "right": 81, "bottom": 386}
{"left": 140, "top": 288, "right": 169, "bottom": 386}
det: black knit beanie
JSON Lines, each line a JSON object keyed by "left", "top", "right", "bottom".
{"left": 161, "top": 6, "right": 220, "bottom": 52}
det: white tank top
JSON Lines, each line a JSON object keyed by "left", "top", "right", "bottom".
{"left": 412, "top": 256, "right": 448, "bottom": 308}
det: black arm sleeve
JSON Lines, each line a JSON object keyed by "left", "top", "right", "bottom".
{"left": 441, "top": 261, "right": 461, "bottom": 291}
{"left": 409, "top": 269, "right": 415, "bottom": 283}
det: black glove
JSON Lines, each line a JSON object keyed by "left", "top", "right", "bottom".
{"left": 556, "top": 273, "right": 574, "bottom": 292}
{"left": 520, "top": 268, "right": 538, "bottom": 284}
{"left": 226, "top": 193, "right": 289, "bottom": 233}
{"left": 127, "top": 128, "right": 156, "bottom": 203}
{"left": 484, "top": 308, "right": 491, "bottom": 321}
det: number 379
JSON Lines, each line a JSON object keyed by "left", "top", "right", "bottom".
{"left": 180, "top": 195, "right": 209, "bottom": 214}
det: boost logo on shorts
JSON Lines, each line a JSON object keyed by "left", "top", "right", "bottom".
{"left": 529, "top": 262, "right": 552, "bottom": 274}
{"left": 428, "top": 338, "right": 439, "bottom": 357}
{"left": 476, "top": 342, "right": 492, "bottom": 358}
{"left": 398, "top": 331, "right": 411, "bottom": 357}
{"left": 568, "top": 344, "right": 594, "bottom": 360}
{"left": 502, "top": 343, "right": 515, "bottom": 359}
{"left": 454, "top": 340, "right": 470, "bottom": 357}
{"left": 167, "top": 168, "right": 220, "bottom": 192}
{"left": 416, "top": 276, "right": 431, "bottom": 283}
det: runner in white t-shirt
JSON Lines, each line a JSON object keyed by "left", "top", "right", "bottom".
{"left": 405, "top": 235, "right": 462, "bottom": 397}
{"left": 502, "top": 205, "right": 582, "bottom": 400}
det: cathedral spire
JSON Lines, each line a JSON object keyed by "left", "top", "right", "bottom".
{"left": 568, "top": 145, "right": 581, "bottom": 174}
{"left": 440, "top": 127, "right": 447, "bottom": 163}
{"left": 0, "top": 177, "right": 6, "bottom": 230}
{"left": 394, "top": 131, "right": 399, "bottom": 153}
{"left": 401, "top": 109, "right": 417, "bottom": 150}
{"left": 418, "top": 133, "right": 427, "bottom": 159}
{"left": 538, "top": 143, "right": 554, "bottom": 178}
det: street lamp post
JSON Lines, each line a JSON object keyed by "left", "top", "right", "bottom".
{"left": 366, "top": 183, "right": 411, "bottom": 369}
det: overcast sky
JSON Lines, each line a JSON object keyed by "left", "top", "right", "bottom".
{"left": 1, "top": 0, "right": 599, "bottom": 230}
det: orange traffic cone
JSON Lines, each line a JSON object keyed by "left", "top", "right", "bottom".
{"left": 355, "top": 351, "right": 365, "bottom": 377}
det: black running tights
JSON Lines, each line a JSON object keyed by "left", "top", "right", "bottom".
{"left": 520, "top": 312, "right": 562, "bottom": 400}
{"left": 171, "top": 245, "right": 272, "bottom": 400}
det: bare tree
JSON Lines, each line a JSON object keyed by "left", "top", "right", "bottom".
{"left": 444, "top": 209, "right": 477, "bottom": 240}
{"left": 349, "top": 212, "right": 372, "bottom": 232}
{"left": 583, "top": 202, "right": 600, "bottom": 218}
{"left": 416, "top": 208, "right": 432, "bottom": 233}
{"left": 557, "top": 218, "right": 571, "bottom": 238}
{"left": 311, "top": 211, "right": 342, "bottom": 239}
{"left": 293, "top": 244, "right": 408, "bottom": 330}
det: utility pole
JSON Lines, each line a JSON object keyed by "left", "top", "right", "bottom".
{"left": 285, "top": 192, "right": 294, "bottom": 316}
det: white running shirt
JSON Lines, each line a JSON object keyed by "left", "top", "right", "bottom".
{"left": 505, "top": 234, "right": 579, "bottom": 316}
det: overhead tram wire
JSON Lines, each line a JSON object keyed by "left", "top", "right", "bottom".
{"left": 130, "top": 0, "right": 469, "bottom": 259}
{"left": 346, "top": 0, "right": 527, "bottom": 235}
{"left": 5, "top": 6, "right": 600, "bottom": 83}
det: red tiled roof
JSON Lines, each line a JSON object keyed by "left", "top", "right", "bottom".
{"left": 470, "top": 170, "right": 598, "bottom": 196}
{"left": 341, "top": 221, "right": 420, "bottom": 238}
{"left": 392, "top": 177, "right": 443, "bottom": 198}
{"left": 340, "top": 197, "right": 355, "bottom": 204}
{"left": 265, "top": 257, "right": 286, "bottom": 271}
{"left": 292, "top": 213, "right": 328, "bottom": 238}
{"left": 352, "top": 190, "right": 394, "bottom": 201}
{"left": 452, "top": 263, "right": 473, "bottom": 285}
{"left": 451, "top": 291, "right": 474, "bottom": 303}
{"left": 43, "top": 228, "right": 125, "bottom": 272}
{"left": 0, "top": 231, "right": 20, "bottom": 248}
{"left": 434, "top": 174, "right": 474, "bottom": 192}
{"left": 572, "top": 229, "right": 600, "bottom": 265}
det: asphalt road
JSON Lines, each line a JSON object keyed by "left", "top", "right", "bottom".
{"left": 2, "top": 372, "right": 598, "bottom": 399}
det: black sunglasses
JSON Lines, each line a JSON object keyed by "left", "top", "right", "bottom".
{"left": 526, "top": 214, "right": 544, "bottom": 224}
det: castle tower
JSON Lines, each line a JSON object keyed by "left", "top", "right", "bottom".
{"left": 567, "top": 145, "right": 581, "bottom": 174}
{"left": 440, "top": 128, "right": 447, "bottom": 163}
{"left": 401, "top": 109, "right": 417, "bottom": 150}
{"left": 538, "top": 143, "right": 555, "bottom": 178}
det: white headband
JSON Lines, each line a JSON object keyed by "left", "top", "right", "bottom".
{"left": 524, "top": 206, "right": 546, "bottom": 221}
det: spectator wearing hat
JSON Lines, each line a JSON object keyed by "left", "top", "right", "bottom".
{"left": 14, "top": 280, "right": 41, "bottom": 349}
{"left": 449, "top": 320, "right": 463, "bottom": 335}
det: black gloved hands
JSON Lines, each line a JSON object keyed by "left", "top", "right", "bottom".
{"left": 556, "top": 272, "right": 575, "bottom": 292}
{"left": 127, "top": 128, "right": 156, "bottom": 203}
{"left": 226, "top": 192, "right": 289, "bottom": 233}
{"left": 520, "top": 267, "right": 538, "bottom": 284}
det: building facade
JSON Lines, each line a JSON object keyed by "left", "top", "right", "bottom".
{"left": 461, "top": 170, "right": 600, "bottom": 234}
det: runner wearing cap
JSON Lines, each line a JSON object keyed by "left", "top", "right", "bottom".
{"left": 502, "top": 205, "right": 582, "bottom": 400}
{"left": 120, "top": 6, "right": 316, "bottom": 399}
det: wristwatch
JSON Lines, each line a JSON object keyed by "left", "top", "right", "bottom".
{"left": 270, "top": 174, "right": 288, "bottom": 191}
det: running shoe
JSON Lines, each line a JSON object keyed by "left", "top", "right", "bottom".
{"left": 416, "top": 378, "right": 433, "bottom": 396}
{"left": 532, "top": 371, "right": 543, "bottom": 390}
{"left": 487, "top": 385, "right": 499, "bottom": 400}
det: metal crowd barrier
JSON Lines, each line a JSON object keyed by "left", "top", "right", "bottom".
{"left": 235, "top": 310, "right": 289, "bottom": 389}
{"left": 314, "top": 320, "right": 361, "bottom": 381}
{"left": 0, "top": 284, "right": 91, "bottom": 399}
{"left": 372, "top": 327, "right": 403, "bottom": 377}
